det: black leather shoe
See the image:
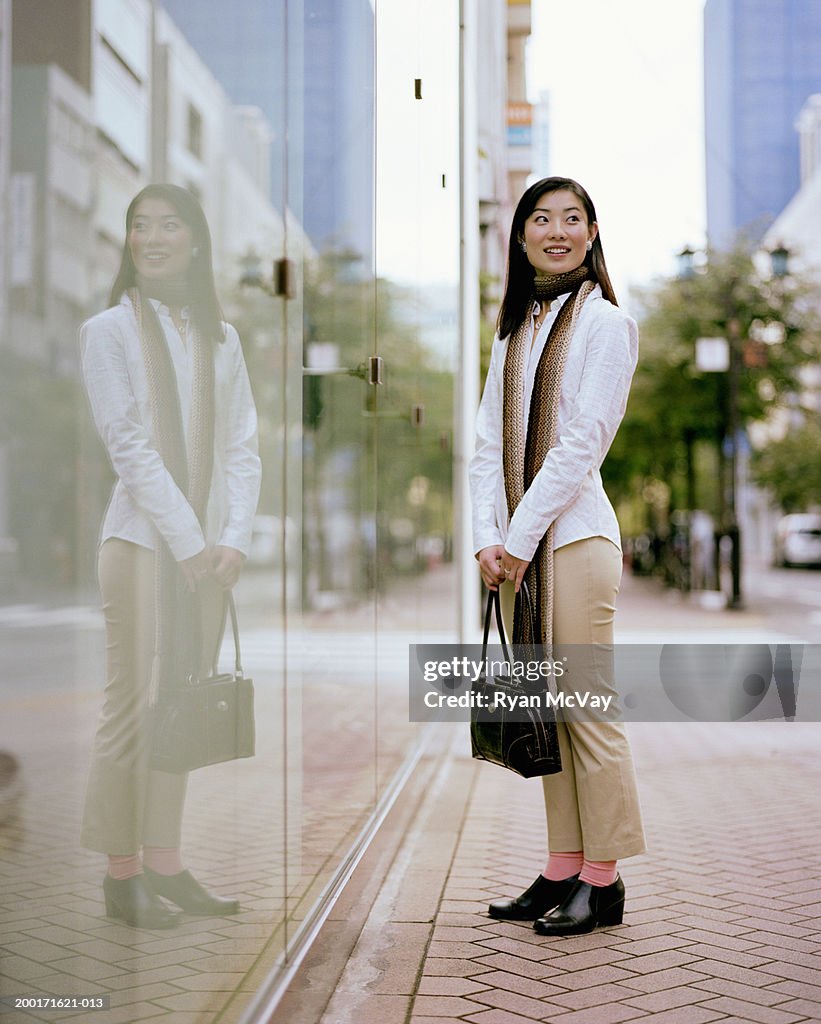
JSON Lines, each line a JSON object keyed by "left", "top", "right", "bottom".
{"left": 103, "top": 873, "right": 182, "bottom": 929}
{"left": 533, "top": 876, "right": 625, "bottom": 935}
{"left": 143, "top": 867, "right": 240, "bottom": 916}
{"left": 488, "top": 874, "right": 579, "bottom": 921}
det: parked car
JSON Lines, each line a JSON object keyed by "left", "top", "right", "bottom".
{"left": 774, "top": 513, "right": 821, "bottom": 568}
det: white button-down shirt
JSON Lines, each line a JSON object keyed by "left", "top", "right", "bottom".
{"left": 80, "top": 295, "right": 262, "bottom": 561}
{"left": 469, "top": 284, "right": 639, "bottom": 561}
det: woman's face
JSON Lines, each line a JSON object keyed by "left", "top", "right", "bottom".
{"left": 520, "top": 188, "right": 597, "bottom": 276}
{"left": 128, "top": 197, "right": 195, "bottom": 281}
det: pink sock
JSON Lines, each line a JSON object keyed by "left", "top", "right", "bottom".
{"left": 142, "top": 846, "right": 184, "bottom": 876}
{"left": 580, "top": 859, "right": 618, "bottom": 887}
{"left": 108, "top": 854, "right": 142, "bottom": 881}
{"left": 543, "top": 851, "right": 583, "bottom": 881}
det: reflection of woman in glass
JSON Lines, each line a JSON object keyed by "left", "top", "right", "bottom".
{"left": 80, "top": 185, "right": 261, "bottom": 928}
{"left": 470, "top": 177, "right": 645, "bottom": 935}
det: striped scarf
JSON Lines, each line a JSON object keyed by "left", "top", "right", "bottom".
{"left": 502, "top": 266, "right": 594, "bottom": 647}
{"left": 129, "top": 288, "right": 215, "bottom": 705}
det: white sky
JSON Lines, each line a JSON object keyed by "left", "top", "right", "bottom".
{"left": 374, "top": 0, "right": 707, "bottom": 312}
{"left": 527, "top": 0, "right": 707, "bottom": 313}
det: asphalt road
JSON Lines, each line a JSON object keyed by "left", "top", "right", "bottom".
{"left": 743, "top": 557, "right": 821, "bottom": 641}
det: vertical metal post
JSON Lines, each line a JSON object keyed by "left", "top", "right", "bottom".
{"left": 456, "top": 0, "right": 480, "bottom": 642}
{"left": 726, "top": 317, "right": 743, "bottom": 609}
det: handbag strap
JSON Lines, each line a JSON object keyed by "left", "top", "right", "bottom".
{"left": 481, "top": 581, "right": 537, "bottom": 667}
{"left": 226, "top": 592, "right": 244, "bottom": 679}
{"left": 210, "top": 592, "right": 244, "bottom": 680}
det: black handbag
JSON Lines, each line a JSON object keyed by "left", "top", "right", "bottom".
{"left": 470, "top": 582, "right": 562, "bottom": 778}
{"left": 151, "top": 593, "right": 255, "bottom": 773}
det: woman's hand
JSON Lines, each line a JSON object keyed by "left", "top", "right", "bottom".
{"left": 179, "top": 548, "right": 212, "bottom": 593}
{"left": 211, "top": 545, "right": 246, "bottom": 590}
{"left": 477, "top": 545, "right": 507, "bottom": 591}
{"left": 500, "top": 549, "right": 530, "bottom": 593}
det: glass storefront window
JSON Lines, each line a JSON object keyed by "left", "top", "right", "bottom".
{"left": 0, "top": 1, "right": 459, "bottom": 1019}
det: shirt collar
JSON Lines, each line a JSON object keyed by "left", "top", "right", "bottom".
{"left": 121, "top": 293, "right": 192, "bottom": 321}
{"left": 148, "top": 298, "right": 192, "bottom": 320}
{"left": 532, "top": 292, "right": 571, "bottom": 318}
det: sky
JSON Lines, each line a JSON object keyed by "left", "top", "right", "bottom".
{"left": 527, "top": 0, "right": 707, "bottom": 313}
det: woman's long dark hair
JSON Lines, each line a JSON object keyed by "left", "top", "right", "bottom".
{"left": 496, "top": 176, "right": 618, "bottom": 341}
{"left": 108, "top": 183, "right": 224, "bottom": 343}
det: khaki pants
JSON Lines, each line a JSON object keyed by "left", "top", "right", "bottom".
{"left": 81, "top": 539, "right": 226, "bottom": 855}
{"left": 501, "top": 536, "right": 646, "bottom": 861}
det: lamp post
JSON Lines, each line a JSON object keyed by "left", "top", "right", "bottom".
{"left": 678, "top": 243, "right": 790, "bottom": 609}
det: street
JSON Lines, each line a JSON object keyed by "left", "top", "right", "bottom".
{"left": 744, "top": 559, "right": 821, "bottom": 641}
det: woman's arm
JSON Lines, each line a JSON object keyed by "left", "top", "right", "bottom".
{"left": 215, "top": 325, "right": 262, "bottom": 566}
{"left": 469, "top": 337, "right": 506, "bottom": 556}
{"left": 80, "top": 315, "right": 205, "bottom": 561}
{"left": 504, "top": 311, "right": 639, "bottom": 562}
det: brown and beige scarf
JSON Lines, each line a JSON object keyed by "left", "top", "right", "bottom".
{"left": 502, "top": 266, "right": 595, "bottom": 647}
{"left": 129, "top": 287, "right": 216, "bottom": 705}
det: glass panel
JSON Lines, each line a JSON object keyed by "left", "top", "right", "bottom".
{"left": 286, "top": 0, "right": 379, "bottom": 940}
{"left": 0, "top": 0, "right": 459, "bottom": 1015}
{"left": 373, "top": 0, "right": 461, "bottom": 790}
{"left": 2, "top": 2, "right": 291, "bottom": 1020}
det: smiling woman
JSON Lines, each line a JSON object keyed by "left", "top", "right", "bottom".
{"left": 521, "top": 192, "right": 597, "bottom": 279}
{"left": 129, "top": 200, "right": 194, "bottom": 279}
{"left": 79, "top": 183, "right": 261, "bottom": 928}
{"left": 470, "top": 175, "right": 646, "bottom": 936}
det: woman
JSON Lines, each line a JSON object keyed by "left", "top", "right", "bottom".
{"left": 469, "top": 176, "right": 645, "bottom": 935}
{"left": 80, "top": 184, "right": 261, "bottom": 928}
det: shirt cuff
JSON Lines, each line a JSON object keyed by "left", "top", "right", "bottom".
{"left": 473, "top": 526, "right": 504, "bottom": 559}
{"left": 503, "top": 520, "right": 541, "bottom": 562}
{"left": 170, "top": 532, "right": 207, "bottom": 562}
{"left": 217, "top": 525, "right": 253, "bottom": 558}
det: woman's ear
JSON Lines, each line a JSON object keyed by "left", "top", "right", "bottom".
{"left": 588, "top": 222, "right": 599, "bottom": 245}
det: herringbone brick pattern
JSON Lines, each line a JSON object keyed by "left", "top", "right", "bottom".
{"left": 403, "top": 720, "right": 821, "bottom": 1024}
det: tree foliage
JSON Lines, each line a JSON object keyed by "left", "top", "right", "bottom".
{"left": 604, "top": 245, "right": 821, "bottom": 527}
{"left": 750, "top": 421, "right": 821, "bottom": 512}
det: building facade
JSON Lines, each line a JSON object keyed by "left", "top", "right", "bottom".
{"left": 161, "top": 0, "right": 375, "bottom": 266}
{"left": 705, "top": 0, "right": 821, "bottom": 248}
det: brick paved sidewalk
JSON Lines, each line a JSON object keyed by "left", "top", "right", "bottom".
{"left": 283, "top": 719, "right": 821, "bottom": 1024}
{"left": 271, "top": 574, "right": 821, "bottom": 1024}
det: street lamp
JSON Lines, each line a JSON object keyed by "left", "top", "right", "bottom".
{"left": 678, "top": 243, "right": 791, "bottom": 609}
{"left": 769, "top": 242, "right": 790, "bottom": 280}
{"left": 676, "top": 244, "right": 696, "bottom": 281}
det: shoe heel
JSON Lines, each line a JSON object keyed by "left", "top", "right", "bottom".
{"left": 599, "top": 899, "right": 624, "bottom": 926}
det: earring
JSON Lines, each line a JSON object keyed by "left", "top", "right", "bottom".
{"left": 520, "top": 241, "right": 527, "bottom": 252}
{"left": 586, "top": 240, "right": 593, "bottom": 252}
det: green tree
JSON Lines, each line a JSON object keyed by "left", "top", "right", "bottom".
{"left": 750, "top": 421, "right": 821, "bottom": 512}
{"left": 222, "top": 250, "right": 456, "bottom": 600}
{"left": 604, "top": 245, "right": 821, "bottom": 530}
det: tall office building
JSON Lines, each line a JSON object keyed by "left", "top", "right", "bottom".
{"left": 161, "top": 0, "right": 374, "bottom": 264}
{"left": 704, "top": 0, "right": 821, "bottom": 248}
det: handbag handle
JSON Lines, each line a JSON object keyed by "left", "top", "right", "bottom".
{"left": 209, "top": 592, "right": 244, "bottom": 680}
{"left": 481, "top": 580, "right": 537, "bottom": 667}
{"left": 226, "top": 592, "right": 244, "bottom": 679}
